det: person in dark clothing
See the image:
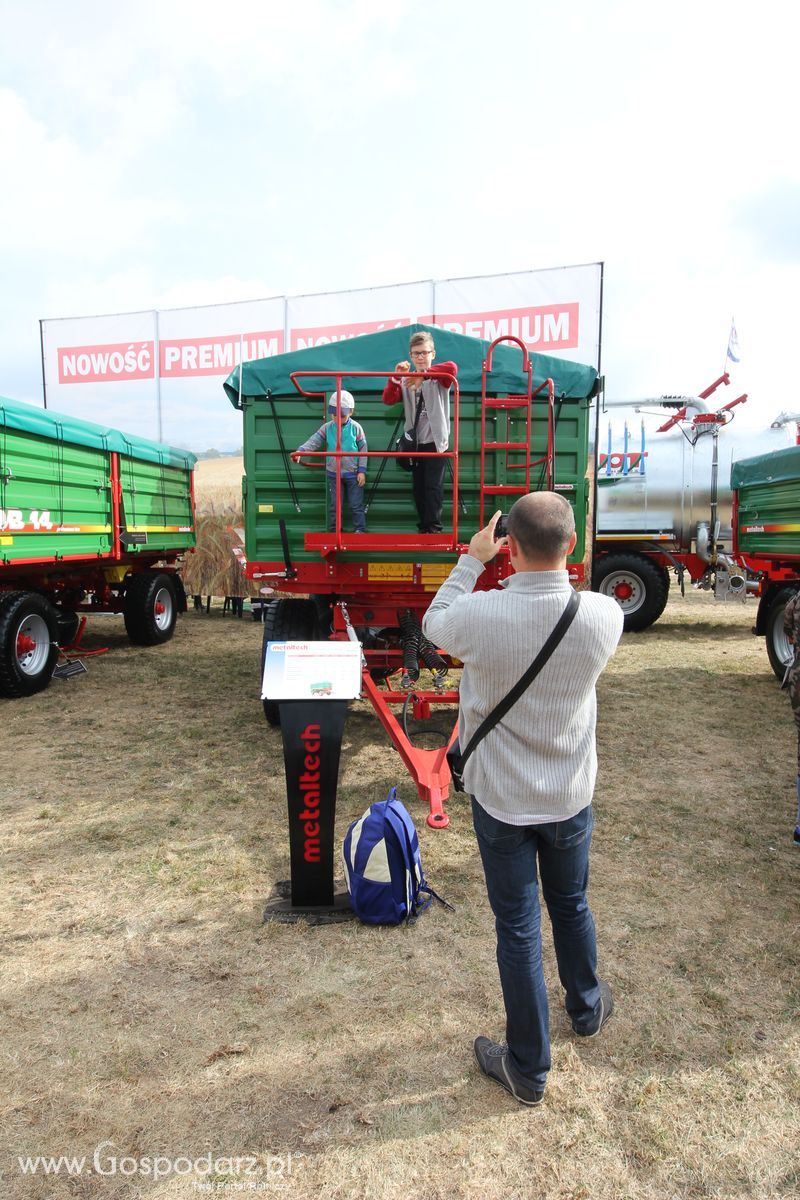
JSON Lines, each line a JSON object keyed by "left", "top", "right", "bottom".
{"left": 382, "top": 331, "right": 457, "bottom": 532}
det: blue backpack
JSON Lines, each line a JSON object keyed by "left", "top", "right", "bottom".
{"left": 342, "top": 788, "right": 452, "bottom": 925}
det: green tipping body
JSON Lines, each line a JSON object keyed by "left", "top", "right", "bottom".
{"left": 241, "top": 389, "right": 591, "bottom": 565}
{"left": 230, "top": 326, "right": 596, "bottom": 572}
{"left": 0, "top": 396, "right": 196, "bottom": 566}
{"left": 732, "top": 444, "right": 800, "bottom": 559}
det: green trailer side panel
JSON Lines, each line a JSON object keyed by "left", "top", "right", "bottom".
{"left": 734, "top": 445, "right": 800, "bottom": 558}
{"left": 119, "top": 456, "right": 196, "bottom": 554}
{"left": 234, "top": 326, "right": 596, "bottom": 573}
{"left": 1, "top": 396, "right": 196, "bottom": 566}
{"left": 0, "top": 424, "right": 114, "bottom": 562}
{"left": 242, "top": 391, "right": 591, "bottom": 565}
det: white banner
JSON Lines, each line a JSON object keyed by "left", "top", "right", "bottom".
{"left": 157, "top": 297, "right": 285, "bottom": 449}
{"left": 40, "top": 265, "right": 602, "bottom": 452}
{"left": 432, "top": 265, "right": 601, "bottom": 366}
{"left": 286, "top": 280, "right": 432, "bottom": 352}
{"left": 40, "top": 309, "right": 160, "bottom": 440}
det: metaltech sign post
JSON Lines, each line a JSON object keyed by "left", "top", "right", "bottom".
{"left": 39, "top": 265, "right": 603, "bottom": 453}
{"left": 262, "top": 640, "right": 361, "bottom": 923}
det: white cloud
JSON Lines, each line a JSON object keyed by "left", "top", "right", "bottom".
{"left": 0, "top": 88, "right": 176, "bottom": 257}
{"left": 1, "top": 0, "right": 798, "bottom": 448}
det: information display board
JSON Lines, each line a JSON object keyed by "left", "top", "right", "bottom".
{"left": 261, "top": 640, "right": 362, "bottom": 702}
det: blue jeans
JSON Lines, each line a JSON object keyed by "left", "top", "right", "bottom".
{"left": 326, "top": 473, "right": 365, "bottom": 532}
{"left": 471, "top": 798, "right": 601, "bottom": 1089}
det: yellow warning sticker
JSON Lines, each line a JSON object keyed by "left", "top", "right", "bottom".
{"left": 420, "top": 564, "right": 454, "bottom": 588}
{"left": 0, "top": 536, "right": 12, "bottom": 545}
{"left": 258, "top": 504, "right": 274, "bottom": 513}
{"left": 368, "top": 563, "right": 414, "bottom": 581}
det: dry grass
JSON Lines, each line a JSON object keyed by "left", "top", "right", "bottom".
{"left": 194, "top": 456, "right": 244, "bottom": 515}
{"left": 182, "top": 457, "right": 256, "bottom": 599}
{"left": 1, "top": 590, "right": 799, "bottom": 1199}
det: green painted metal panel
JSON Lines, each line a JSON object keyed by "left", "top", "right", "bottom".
{"left": 0, "top": 423, "right": 114, "bottom": 561}
{"left": 234, "top": 327, "right": 596, "bottom": 574}
{"left": 242, "top": 389, "right": 592, "bottom": 566}
{"left": 734, "top": 445, "right": 800, "bottom": 558}
{"left": 119, "top": 455, "right": 195, "bottom": 554}
{"left": 1, "top": 396, "right": 195, "bottom": 566}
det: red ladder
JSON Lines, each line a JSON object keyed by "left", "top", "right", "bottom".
{"left": 478, "top": 335, "right": 556, "bottom": 527}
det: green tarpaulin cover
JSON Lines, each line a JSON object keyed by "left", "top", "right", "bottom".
{"left": 224, "top": 323, "right": 598, "bottom": 408}
{"left": 0, "top": 395, "right": 197, "bottom": 469}
{"left": 731, "top": 444, "right": 800, "bottom": 489}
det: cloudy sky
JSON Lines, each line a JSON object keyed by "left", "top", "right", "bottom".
{"left": 1, "top": 0, "right": 798, "bottom": 443}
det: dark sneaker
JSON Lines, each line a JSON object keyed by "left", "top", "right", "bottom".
{"left": 794, "top": 827, "right": 800, "bottom": 844}
{"left": 573, "top": 979, "right": 614, "bottom": 1038}
{"left": 473, "top": 1037, "right": 545, "bottom": 1106}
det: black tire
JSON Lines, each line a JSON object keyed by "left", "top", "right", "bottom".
{"left": 765, "top": 585, "right": 799, "bottom": 682}
{"left": 261, "top": 599, "right": 321, "bottom": 726}
{"left": 123, "top": 571, "right": 178, "bottom": 645}
{"left": 0, "top": 591, "right": 60, "bottom": 698}
{"left": 592, "top": 553, "right": 670, "bottom": 632}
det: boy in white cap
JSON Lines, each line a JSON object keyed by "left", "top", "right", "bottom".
{"left": 293, "top": 390, "right": 368, "bottom": 532}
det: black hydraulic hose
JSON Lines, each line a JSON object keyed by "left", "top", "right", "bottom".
{"left": 401, "top": 689, "right": 450, "bottom": 748}
{"left": 709, "top": 426, "right": 719, "bottom": 564}
{"left": 278, "top": 518, "right": 296, "bottom": 578}
{"left": 536, "top": 390, "right": 565, "bottom": 492}
{"left": 398, "top": 608, "right": 420, "bottom": 683}
{"left": 269, "top": 394, "right": 301, "bottom": 512}
{"left": 418, "top": 632, "right": 447, "bottom": 673}
{"left": 365, "top": 415, "right": 404, "bottom": 513}
{"left": 446, "top": 459, "right": 468, "bottom": 514}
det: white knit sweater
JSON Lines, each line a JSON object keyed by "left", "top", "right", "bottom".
{"left": 423, "top": 556, "right": 623, "bottom": 824}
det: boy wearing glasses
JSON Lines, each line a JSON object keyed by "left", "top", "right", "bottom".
{"left": 382, "top": 330, "right": 458, "bottom": 533}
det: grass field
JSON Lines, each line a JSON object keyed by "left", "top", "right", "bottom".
{"left": 1, "top": 581, "right": 799, "bottom": 1198}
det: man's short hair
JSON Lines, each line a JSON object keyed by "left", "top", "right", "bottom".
{"left": 409, "top": 331, "right": 435, "bottom": 352}
{"left": 506, "top": 491, "right": 575, "bottom": 561}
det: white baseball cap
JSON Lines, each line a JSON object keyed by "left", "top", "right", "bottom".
{"left": 328, "top": 389, "right": 355, "bottom": 411}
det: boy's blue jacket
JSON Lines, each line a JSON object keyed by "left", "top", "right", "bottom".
{"left": 296, "top": 417, "right": 368, "bottom": 477}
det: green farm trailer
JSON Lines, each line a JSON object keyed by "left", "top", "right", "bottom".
{"left": 732, "top": 443, "right": 800, "bottom": 679}
{"left": 225, "top": 324, "right": 599, "bottom": 826}
{"left": 0, "top": 395, "right": 196, "bottom": 698}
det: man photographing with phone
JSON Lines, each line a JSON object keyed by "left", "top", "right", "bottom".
{"left": 423, "top": 492, "right": 623, "bottom": 1106}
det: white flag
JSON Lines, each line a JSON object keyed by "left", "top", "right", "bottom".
{"left": 726, "top": 320, "right": 740, "bottom": 364}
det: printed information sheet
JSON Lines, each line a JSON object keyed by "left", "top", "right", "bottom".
{"left": 261, "top": 641, "right": 362, "bottom": 701}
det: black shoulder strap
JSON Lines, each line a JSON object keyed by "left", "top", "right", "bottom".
{"left": 457, "top": 589, "right": 580, "bottom": 772}
{"left": 411, "top": 389, "right": 424, "bottom": 433}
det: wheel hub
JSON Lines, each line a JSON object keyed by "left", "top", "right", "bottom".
{"left": 14, "top": 613, "right": 52, "bottom": 676}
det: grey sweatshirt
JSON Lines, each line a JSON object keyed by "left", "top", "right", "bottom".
{"left": 423, "top": 556, "right": 623, "bottom": 824}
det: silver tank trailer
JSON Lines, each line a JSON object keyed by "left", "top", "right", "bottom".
{"left": 591, "top": 395, "right": 795, "bottom": 630}
{"left": 596, "top": 398, "right": 792, "bottom": 551}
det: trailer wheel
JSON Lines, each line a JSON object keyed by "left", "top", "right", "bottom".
{"left": 765, "top": 586, "right": 799, "bottom": 682}
{"left": 592, "top": 553, "right": 670, "bottom": 632}
{"left": 0, "top": 591, "right": 60, "bottom": 698}
{"left": 261, "top": 599, "right": 321, "bottom": 726}
{"left": 123, "top": 571, "right": 178, "bottom": 645}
